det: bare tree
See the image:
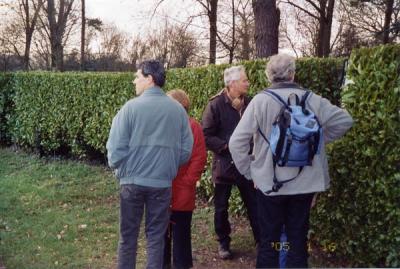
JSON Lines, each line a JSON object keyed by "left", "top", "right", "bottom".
{"left": 285, "top": 0, "right": 336, "bottom": 57}
{"left": 236, "top": 0, "right": 255, "bottom": 60}
{"left": 98, "top": 24, "right": 128, "bottom": 57}
{"left": 21, "top": 0, "right": 44, "bottom": 69}
{"left": 193, "top": 0, "right": 218, "bottom": 64}
{"left": 0, "top": 0, "right": 44, "bottom": 70}
{"left": 252, "top": 0, "right": 280, "bottom": 58}
{"left": 215, "top": 0, "right": 238, "bottom": 63}
{"left": 343, "top": 0, "right": 400, "bottom": 44}
{"left": 168, "top": 25, "right": 200, "bottom": 67}
{"left": 80, "top": 0, "right": 85, "bottom": 70}
{"left": 152, "top": 0, "right": 218, "bottom": 63}
{"left": 45, "top": 0, "right": 76, "bottom": 71}
{"left": 127, "top": 38, "right": 147, "bottom": 70}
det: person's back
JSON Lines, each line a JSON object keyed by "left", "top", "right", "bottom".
{"left": 106, "top": 60, "right": 193, "bottom": 269}
{"left": 110, "top": 89, "right": 192, "bottom": 187}
{"left": 241, "top": 85, "right": 351, "bottom": 194}
{"left": 229, "top": 54, "right": 353, "bottom": 268}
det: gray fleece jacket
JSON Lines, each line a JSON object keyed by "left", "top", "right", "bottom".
{"left": 229, "top": 82, "right": 353, "bottom": 195}
{"left": 106, "top": 86, "right": 193, "bottom": 188}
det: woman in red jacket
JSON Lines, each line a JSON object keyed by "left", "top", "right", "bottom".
{"left": 164, "top": 89, "right": 207, "bottom": 269}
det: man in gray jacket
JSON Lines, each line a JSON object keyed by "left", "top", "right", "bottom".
{"left": 107, "top": 60, "right": 193, "bottom": 269}
{"left": 229, "top": 54, "right": 353, "bottom": 268}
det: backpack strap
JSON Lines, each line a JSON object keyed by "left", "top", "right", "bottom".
{"left": 300, "top": 90, "right": 311, "bottom": 110}
{"left": 257, "top": 89, "right": 287, "bottom": 144}
{"left": 263, "top": 90, "right": 289, "bottom": 109}
{"left": 265, "top": 165, "right": 304, "bottom": 194}
{"left": 257, "top": 127, "right": 270, "bottom": 145}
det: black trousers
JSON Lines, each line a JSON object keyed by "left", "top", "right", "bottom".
{"left": 214, "top": 178, "right": 259, "bottom": 249}
{"left": 164, "top": 211, "right": 193, "bottom": 269}
{"left": 255, "top": 191, "right": 314, "bottom": 268}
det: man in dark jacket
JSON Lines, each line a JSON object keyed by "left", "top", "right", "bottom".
{"left": 202, "top": 65, "right": 259, "bottom": 259}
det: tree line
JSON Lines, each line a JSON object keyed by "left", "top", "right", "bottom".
{"left": 0, "top": 0, "right": 399, "bottom": 72}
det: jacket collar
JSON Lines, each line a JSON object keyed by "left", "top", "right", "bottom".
{"left": 222, "top": 88, "right": 250, "bottom": 105}
{"left": 141, "top": 86, "right": 164, "bottom": 96}
{"left": 269, "top": 82, "right": 302, "bottom": 90}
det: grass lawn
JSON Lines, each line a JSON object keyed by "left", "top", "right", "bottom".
{"left": 0, "top": 148, "right": 257, "bottom": 269}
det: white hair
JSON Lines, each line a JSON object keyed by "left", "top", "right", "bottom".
{"left": 266, "top": 54, "right": 296, "bottom": 83}
{"left": 224, "top": 65, "right": 245, "bottom": 87}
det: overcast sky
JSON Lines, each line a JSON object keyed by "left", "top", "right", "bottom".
{"left": 85, "top": 0, "right": 203, "bottom": 36}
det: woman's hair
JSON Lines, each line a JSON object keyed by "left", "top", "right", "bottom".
{"left": 167, "top": 89, "right": 190, "bottom": 111}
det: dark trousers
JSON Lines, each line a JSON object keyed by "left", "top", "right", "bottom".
{"left": 214, "top": 178, "right": 259, "bottom": 248}
{"left": 164, "top": 211, "right": 193, "bottom": 269}
{"left": 255, "top": 190, "right": 314, "bottom": 268}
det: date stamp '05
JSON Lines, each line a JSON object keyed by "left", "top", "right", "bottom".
{"left": 270, "top": 241, "right": 337, "bottom": 253}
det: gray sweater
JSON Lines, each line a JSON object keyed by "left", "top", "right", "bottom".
{"left": 229, "top": 82, "right": 353, "bottom": 195}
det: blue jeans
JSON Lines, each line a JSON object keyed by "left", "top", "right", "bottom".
{"left": 255, "top": 191, "right": 314, "bottom": 268}
{"left": 118, "top": 184, "right": 171, "bottom": 269}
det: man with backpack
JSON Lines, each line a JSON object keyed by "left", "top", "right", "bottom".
{"left": 229, "top": 54, "right": 353, "bottom": 268}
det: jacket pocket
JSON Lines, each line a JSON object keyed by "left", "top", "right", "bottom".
{"left": 214, "top": 155, "right": 239, "bottom": 181}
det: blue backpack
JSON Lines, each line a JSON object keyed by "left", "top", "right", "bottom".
{"left": 258, "top": 90, "right": 323, "bottom": 194}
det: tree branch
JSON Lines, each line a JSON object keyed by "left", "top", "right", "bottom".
{"left": 304, "top": 0, "right": 323, "bottom": 14}
{"left": 284, "top": 1, "right": 319, "bottom": 20}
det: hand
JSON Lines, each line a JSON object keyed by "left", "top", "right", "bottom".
{"left": 253, "top": 181, "right": 258, "bottom": 189}
{"left": 311, "top": 193, "right": 318, "bottom": 208}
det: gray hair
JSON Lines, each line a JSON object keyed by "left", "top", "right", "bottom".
{"left": 224, "top": 65, "right": 245, "bottom": 87}
{"left": 266, "top": 54, "right": 296, "bottom": 83}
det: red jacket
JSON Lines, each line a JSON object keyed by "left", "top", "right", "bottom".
{"left": 171, "top": 118, "right": 207, "bottom": 211}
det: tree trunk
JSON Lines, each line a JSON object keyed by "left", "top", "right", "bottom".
{"left": 47, "top": 0, "right": 74, "bottom": 71}
{"left": 229, "top": 0, "right": 235, "bottom": 64}
{"left": 209, "top": 0, "right": 218, "bottom": 64}
{"left": 241, "top": 20, "right": 251, "bottom": 60}
{"left": 48, "top": 0, "right": 57, "bottom": 70}
{"left": 23, "top": 0, "right": 30, "bottom": 70}
{"left": 81, "top": 0, "right": 85, "bottom": 70}
{"left": 252, "top": 0, "right": 280, "bottom": 58}
{"left": 24, "top": 33, "right": 32, "bottom": 70}
{"left": 21, "top": 0, "right": 43, "bottom": 70}
{"left": 316, "top": 0, "right": 334, "bottom": 57}
{"left": 54, "top": 39, "right": 64, "bottom": 71}
{"left": 382, "top": 0, "right": 394, "bottom": 44}
{"left": 229, "top": 50, "right": 234, "bottom": 63}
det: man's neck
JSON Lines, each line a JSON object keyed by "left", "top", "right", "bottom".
{"left": 144, "top": 84, "right": 157, "bottom": 91}
{"left": 225, "top": 88, "right": 241, "bottom": 100}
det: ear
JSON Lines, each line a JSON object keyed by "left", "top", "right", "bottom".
{"left": 145, "top": 74, "right": 153, "bottom": 83}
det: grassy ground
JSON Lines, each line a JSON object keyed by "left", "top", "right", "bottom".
{"left": 0, "top": 148, "right": 257, "bottom": 269}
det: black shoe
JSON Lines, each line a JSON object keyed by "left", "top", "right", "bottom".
{"left": 218, "top": 245, "right": 233, "bottom": 260}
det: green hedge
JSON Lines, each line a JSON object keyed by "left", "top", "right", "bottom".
{"left": 9, "top": 72, "right": 132, "bottom": 157}
{"left": 0, "top": 73, "right": 15, "bottom": 143}
{"left": 0, "top": 57, "right": 343, "bottom": 157}
{"left": 310, "top": 45, "right": 400, "bottom": 267}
